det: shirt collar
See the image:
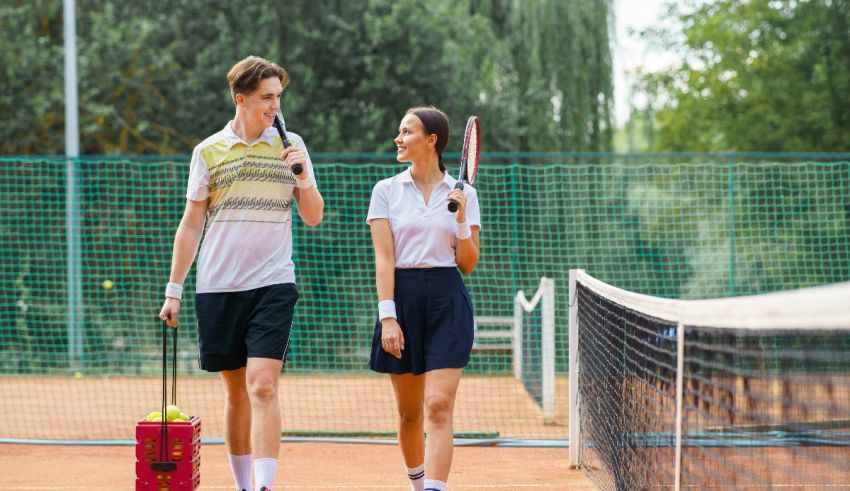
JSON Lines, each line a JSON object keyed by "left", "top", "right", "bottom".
{"left": 399, "top": 168, "right": 456, "bottom": 187}
{"left": 222, "top": 121, "right": 279, "bottom": 149}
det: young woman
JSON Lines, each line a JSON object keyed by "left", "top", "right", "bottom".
{"left": 159, "top": 56, "right": 324, "bottom": 491}
{"left": 367, "top": 106, "right": 481, "bottom": 491}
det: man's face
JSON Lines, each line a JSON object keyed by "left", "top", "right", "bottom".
{"left": 236, "top": 77, "right": 283, "bottom": 128}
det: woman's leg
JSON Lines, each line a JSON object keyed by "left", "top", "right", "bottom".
{"left": 390, "top": 373, "right": 426, "bottom": 467}
{"left": 423, "top": 368, "right": 463, "bottom": 482}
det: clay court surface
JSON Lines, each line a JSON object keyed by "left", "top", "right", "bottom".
{"left": 0, "top": 375, "right": 569, "bottom": 440}
{"left": 1, "top": 374, "right": 589, "bottom": 488}
{"left": 1, "top": 442, "right": 592, "bottom": 489}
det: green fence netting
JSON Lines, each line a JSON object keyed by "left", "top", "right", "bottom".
{"left": 1, "top": 155, "right": 848, "bottom": 441}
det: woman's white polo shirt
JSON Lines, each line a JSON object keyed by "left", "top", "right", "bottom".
{"left": 367, "top": 168, "right": 481, "bottom": 268}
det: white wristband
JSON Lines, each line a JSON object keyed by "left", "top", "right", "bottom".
{"left": 378, "top": 299, "right": 397, "bottom": 320}
{"left": 455, "top": 220, "right": 472, "bottom": 240}
{"left": 165, "top": 282, "right": 183, "bottom": 300}
{"left": 295, "top": 176, "right": 315, "bottom": 189}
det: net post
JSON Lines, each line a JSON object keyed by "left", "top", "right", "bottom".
{"left": 541, "top": 277, "right": 555, "bottom": 421}
{"left": 674, "top": 320, "right": 685, "bottom": 491}
{"left": 512, "top": 292, "right": 523, "bottom": 379}
{"left": 568, "top": 269, "right": 580, "bottom": 468}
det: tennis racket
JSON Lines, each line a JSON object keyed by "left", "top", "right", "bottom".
{"left": 447, "top": 115, "right": 480, "bottom": 212}
{"left": 273, "top": 110, "right": 303, "bottom": 175}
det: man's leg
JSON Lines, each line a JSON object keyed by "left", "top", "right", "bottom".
{"left": 247, "top": 357, "right": 284, "bottom": 490}
{"left": 221, "top": 367, "right": 253, "bottom": 490}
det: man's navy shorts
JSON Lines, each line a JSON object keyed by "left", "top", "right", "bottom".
{"left": 195, "top": 283, "right": 299, "bottom": 372}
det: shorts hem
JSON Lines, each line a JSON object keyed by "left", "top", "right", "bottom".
{"left": 199, "top": 359, "right": 246, "bottom": 373}
{"left": 247, "top": 352, "right": 287, "bottom": 361}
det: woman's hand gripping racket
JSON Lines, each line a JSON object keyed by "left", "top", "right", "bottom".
{"left": 273, "top": 110, "right": 303, "bottom": 175}
{"left": 447, "top": 116, "right": 480, "bottom": 212}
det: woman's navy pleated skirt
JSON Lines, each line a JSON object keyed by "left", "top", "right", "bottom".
{"left": 369, "top": 267, "right": 474, "bottom": 375}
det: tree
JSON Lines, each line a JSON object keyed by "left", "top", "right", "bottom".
{"left": 635, "top": 0, "right": 850, "bottom": 152}
{"left": 0, "top": 0, "right": 614, "bottom": 155}
{"left": 477, "top": 0, "right": 615, "bottom": 152}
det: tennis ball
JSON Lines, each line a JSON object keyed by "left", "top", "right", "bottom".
{"left": 102, "top": 280, "right": 114, "bottom": 290}
{"left": 145, "top": 411, "right": 162, "bottom": 422}
{"left": 165, "top": 404, "right": 181, "bottom": 422}
{"left": 74, "top": 371, "right": 83, "bottom": 379}
{"left": 179, "top": 412, "right": 189, "bottom": 421}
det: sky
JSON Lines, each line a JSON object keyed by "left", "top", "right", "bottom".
{"left": 613, "top": 0, "right": 681, "bottom": 126}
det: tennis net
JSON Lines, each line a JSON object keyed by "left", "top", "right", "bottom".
{"left": 569, "top": 269, "right": 850, "bottom": 489}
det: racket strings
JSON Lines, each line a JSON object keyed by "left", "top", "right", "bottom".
{"left": 464, "top": 119, "right": 480, "bottom": 183}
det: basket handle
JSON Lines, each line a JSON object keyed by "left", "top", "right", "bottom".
{"left": 153, "top": 321, "right": 178, "bottom": 472}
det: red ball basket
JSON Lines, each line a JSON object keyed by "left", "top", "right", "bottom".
{"left": 136, "top": 322, "right": 201, "bottom": 490}
{"left": 135, "top": 416, "right": 201, "bottom": 490}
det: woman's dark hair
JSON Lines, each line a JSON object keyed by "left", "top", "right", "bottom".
{"left": 406, "top": 106, "right": 450, "bottom": 172}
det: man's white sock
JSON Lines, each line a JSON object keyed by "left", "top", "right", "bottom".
{"left": 254, "top": 457, "right": 278, "bottom": 491}
{"left": 228, "top": 454, "right": 252, "bottom": 491}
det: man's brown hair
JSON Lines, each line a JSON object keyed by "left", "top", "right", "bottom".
{"left": 227, "top": 56, "right": 290, "bottom": 102}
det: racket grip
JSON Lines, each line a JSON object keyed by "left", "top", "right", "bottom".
{"left": 273, "top": 118, "right": 291, "bottom": 148}
{"left": 273, "top": 117, "right": 301, "bottom": 175}
{"left": 447, "top": 181, "right": 464, "bottom": 212}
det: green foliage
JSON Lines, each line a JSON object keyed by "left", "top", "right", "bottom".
{"left": 634, "top": 0, "right": 850, "bottom": 152}
{"left": 1, "top": 0, "right": 614, "bottom": 155}
{"left": 0, "top": 1, "right": 65, "bottom": 154}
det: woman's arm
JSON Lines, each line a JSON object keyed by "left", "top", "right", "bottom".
{"left": 446, "top": 188, "right": 480, "bottom": 275}
{"left": 370, "top": 218, "right": 404, "bottom": 359}
{"left": 370, "top": 219, "right": 395, "bottom": 301}
{"left": 455, "top": 227, "right": 480, "bottom": 275}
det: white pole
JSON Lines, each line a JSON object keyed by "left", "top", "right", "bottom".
{"left": 64, "top": 0, "right": 79, "bottom": 159}
{"left": 674, "top": 321, "right": 685, "bottom": 491}
{"left": 541, "top": 277, "right": 556, "bottom": 420}
{"left": 64, "top": 0, "right": 83, "bottom": 369}
{"left": 512, "top": 292, "right": 523, "bottom": 379}
{"left": 568, "top": 269, "right": 580, "bottom": 467}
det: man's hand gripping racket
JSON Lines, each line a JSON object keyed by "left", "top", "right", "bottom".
{"left": 273, "top": 110, "right": 304, "bottom": 176}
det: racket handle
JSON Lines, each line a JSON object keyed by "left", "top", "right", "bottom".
{"left": 447, "top": 181, "right": 464, "bottom": 212}
{"left": 273, "top": 117, "right": 291, "bottom": 148}
{"left": 273, "top": 116, "right": 303, "bottom": 175}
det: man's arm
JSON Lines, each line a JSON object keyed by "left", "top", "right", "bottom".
{"left": 159, "top": 198, "right": 207, "bottom": 326}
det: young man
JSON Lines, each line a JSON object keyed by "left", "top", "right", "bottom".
{"left": 159, "top": 56, "right": 324, "bottom": 491}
